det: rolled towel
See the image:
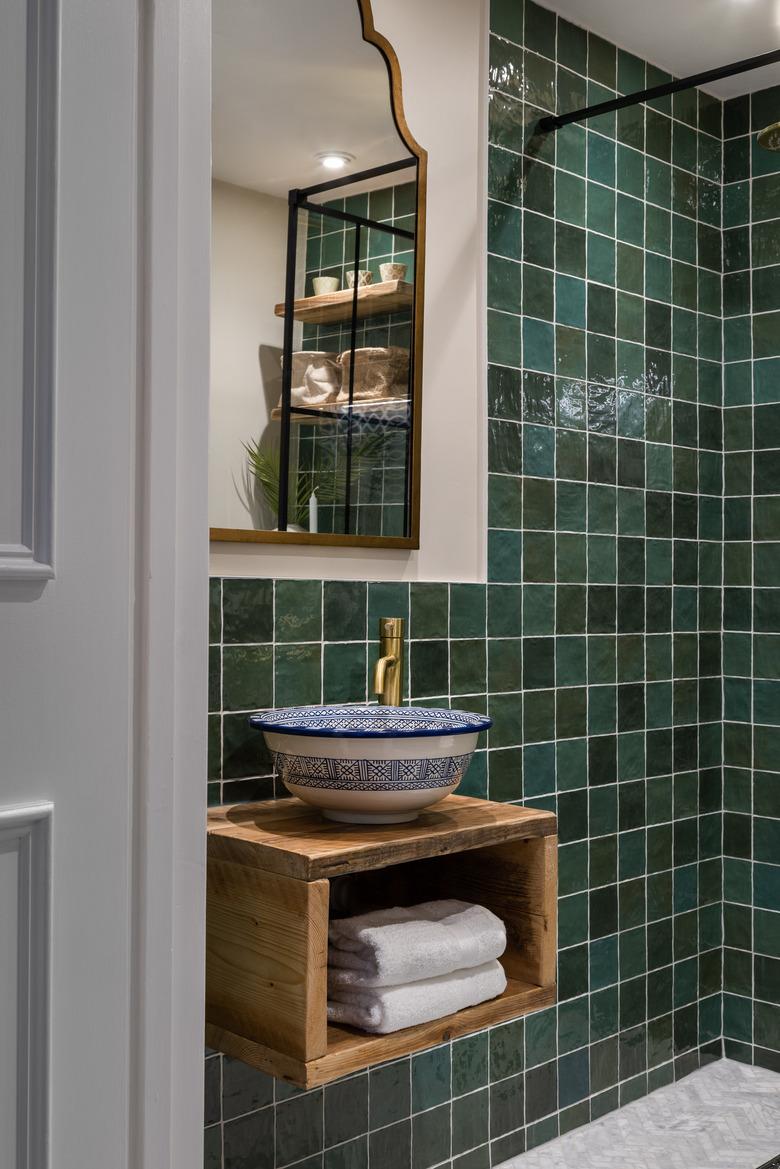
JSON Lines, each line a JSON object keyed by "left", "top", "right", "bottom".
{"left": 328, "top": 900, "right": 506, "bottom": 988}
{"left": 328, "top": 959, "right": 507, "bottom": 1034}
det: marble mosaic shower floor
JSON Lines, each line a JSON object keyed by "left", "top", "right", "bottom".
{"left": 501, "top": 1060, "right": 780, "bottom": 1169}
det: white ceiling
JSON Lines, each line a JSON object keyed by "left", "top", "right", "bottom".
{"left": 548, "top": 0, "right": 780, "bottom": 98}
{"left": 212, "top": 0, "right": 410, "bottom": 198}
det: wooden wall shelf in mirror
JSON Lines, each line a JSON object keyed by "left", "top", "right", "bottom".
{"left": 210, "top": 0, "right": 426, "bottom": 548}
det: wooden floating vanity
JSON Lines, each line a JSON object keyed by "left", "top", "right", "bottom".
{"left": 205, "top": 795, "right": 558, "bottom": 1088}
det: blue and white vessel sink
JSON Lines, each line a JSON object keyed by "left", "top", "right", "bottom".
{"left": 249, "top": 705, "right": 492, "bottom": 824}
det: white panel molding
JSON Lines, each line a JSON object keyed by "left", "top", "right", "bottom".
{"left": 130, "top": 0, "right": 209, "bottom": 1165}
{"left": 0, "top": 0, "right": 57, "bottom": 580}
{"left": 0, "top": 802, "right": 51, "bottom": 1169}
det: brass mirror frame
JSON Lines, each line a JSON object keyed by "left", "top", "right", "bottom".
{"left": 210, "top": 0, "right": 427, "bottom": 550}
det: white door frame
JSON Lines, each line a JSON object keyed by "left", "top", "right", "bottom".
{"left": 131, "top": 0, "right": 210, "bottom": 1164}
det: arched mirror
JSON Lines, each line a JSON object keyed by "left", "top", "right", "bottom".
{"left": 209, "top": 0, "right": 426, "bottom": 548}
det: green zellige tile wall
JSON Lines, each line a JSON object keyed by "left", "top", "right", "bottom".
{"left": 721, "top": 82, "right": 780, "bottom": 1072}
{"left": 204, "top": 6, "right": 780, "bottom": 1168}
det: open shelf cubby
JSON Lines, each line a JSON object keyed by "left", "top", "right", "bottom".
{"left": 205, "top": 795, "right": 558, "bottom": 1088}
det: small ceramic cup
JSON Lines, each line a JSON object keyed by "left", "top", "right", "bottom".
{"left": 312, "top": 275, "right": 340, "bottom": 295}
{"left": 346, "top": 269, "right": 372, "bottom": 289}
{"left": 379, "top": 262, "right": 408, "bottom": 283}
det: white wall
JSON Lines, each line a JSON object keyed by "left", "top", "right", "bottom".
{"left": 209, "top": 180, "right": 288, "bottom": 530}
{"left": 209, "top": 0, "right": 488, "bottom": 582}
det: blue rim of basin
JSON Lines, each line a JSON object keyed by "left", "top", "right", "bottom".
{"left": 249, "top": 705, "right": 493, "bottom": 739}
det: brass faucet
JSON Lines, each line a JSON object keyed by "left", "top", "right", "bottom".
{"left": 372, "top": 617, "right": 404, "bottom": 706}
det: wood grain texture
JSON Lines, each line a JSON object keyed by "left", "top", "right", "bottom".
{"left": 273, "top": 279, "right": 413, "bottom": 324}
{"left": 207, "top": 978, "right": 556, "bottom": 1089}
{"left": 206, "top": 794, "right": 558, "bottom": 1086}
{"left": 207, "top": 795, "right": 557, "bottom": 880}
{"left": 206, "top": 859, "right": 329, "bottom": 1060}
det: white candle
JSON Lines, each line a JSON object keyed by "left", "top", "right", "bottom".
{"left": 309, "top": 491, "right": 318, "bottom": 533}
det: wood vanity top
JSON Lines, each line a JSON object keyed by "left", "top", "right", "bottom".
{"left": 207, "top": 794, "right": 557, "bottom": 881}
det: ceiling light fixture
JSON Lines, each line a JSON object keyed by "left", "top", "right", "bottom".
{"left": 316, "top": 151, "right": 354, "bottom": 170}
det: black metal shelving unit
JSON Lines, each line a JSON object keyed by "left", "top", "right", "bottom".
{"left": 277, "top": 157, "right": 417, "bottom": 536}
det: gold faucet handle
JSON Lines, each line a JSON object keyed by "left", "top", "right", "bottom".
{"left": 380, "top": 616, "right": 404, "bottom": 640}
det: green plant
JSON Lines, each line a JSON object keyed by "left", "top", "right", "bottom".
{"left": 243, "top": 431, "right": 389, "bottom": 529}
{"left": 243, "top": 439, "right": 313, "bottom": 528}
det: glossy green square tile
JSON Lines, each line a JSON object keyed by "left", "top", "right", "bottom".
{"left": 488, "top": 254, "right": 522, "bottom": 313}
{"left": 222, "top": 644, "right": 273, "bottom": 712}
{"left": 588, "top": 234, "right": 617, "bottom": 287}
{"left": 369, "top": 1120, "right": 411, "bottom": 1169}
{"left": 489, "top": 34, "right": 524, "bottom": 99}
{"left": 523, "top": 687, "right": 556, "bottom": 742}
{"left": 556, "top": 170, "right": 586, "bottom": 227}
{"left": 452, "top": 1033, "right": 489, "bottom": 1097}
{"left": 368, "top": 581, "right": 409, "bottom": 626}
{"left": 488, "top": 308, "right": 522, "bottom": 366}
{"left": 323, "top": 642, "right": 366, "bottom": 704}
{"left": 488, "top": 638, "right": 523, "bottom": 692}
{"left": 410, "top": 639, "right": 448, "bottom": 698}
{"left": 490, "top": 0, "right": 524, "bottom": 43}
{"left": 556, "top": 636, "right": 587, "bottom": 686}
{"left": 450, "top": 584, "right": 487, "bottom": 639}
{"left": 587, "top": 183, "right": 616, "bottom": 236}
{"left": 451, "top": 639, "right": 487, "bottom": 695}
{"left": 489, "top": 529, "right": 523, "bottom": 582}
{"left": 274, "top": 579, "right": 322, "bottom": 645}
{"left": 412, "top": 1046, "right": 451, "bottom": 1112}
{"left": 558, "top": 222, "right": 587, "bottom": 279}
{"left": 523, "top": 264, "right": 554, "bottom": 320}
{"left": 412, "top": 1103, "right": 451, "bottom": 1169}
{"left": 452, "top": 1088, "right": 489, "bottom": 1158}
{"left": 558, "top": 15, "right": 587, "bottom": 71}
{"left": 323, "top": 581, "right": 367, "bottom": 643}
{"left": 410, "top": 583, "right": 448, "bottom": 639}
{"left": 222, "top": 578, "right": 273, "bottom": 644}
{"left": 486, "top": 584, "right": 521, "bottom": 640}
{"left": 488, "top": 200, "right": 522, "bottom": 261}
{"left": 488, "top": 745, "right": 523, "bottom": 801}
{"left": 523, "top": 423, "right": 554, "bottom": 476}
{"left": 588, "top": 133, "right": 616, "bottom": 187}
{"left": 368, "top": 1061, "right": 410, "bottom": 1129}
{"left": 557, "top": 121, "right": 587, "bottom": 177}
{"left": 523, "top": 318, "right": 555, "bottom": 373}
{"left": 324, "top": 1076, "right": 368, "bottom": 1149}
{"left": 274, "top": 643, "right": 321, "bottom": 707}
{"left": 524, "top": 583, "right": 555, "bottom": 634}
{"left": 523, "top": 530, "right": 555, "bottom": 580}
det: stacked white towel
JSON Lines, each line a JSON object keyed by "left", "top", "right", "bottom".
{"left": 327, "top": 899, "right": 507, "bottom": 1034}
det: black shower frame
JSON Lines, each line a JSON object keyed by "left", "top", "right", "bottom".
{"left": 277, "top": 157, "right": 417, "bottom": 535}
{"left": 538, "top": 47, "right": 780, "bottom": 133}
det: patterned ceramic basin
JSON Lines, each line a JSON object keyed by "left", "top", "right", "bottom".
{"left": 249, "top": 705, "right": 492, "bottom": 824}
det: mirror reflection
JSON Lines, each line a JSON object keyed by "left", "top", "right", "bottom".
{"left": 210, "top": 0, "right": 425, "bottom": 546}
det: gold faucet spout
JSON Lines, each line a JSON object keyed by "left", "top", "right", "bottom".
{"left": 373, "top": 617, "right": 404, "bottom": 705}
{"left": 373, "top": 653, "right": 397, "bottom": 697}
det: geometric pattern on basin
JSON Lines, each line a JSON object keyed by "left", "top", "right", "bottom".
{"left": 273, "top": 749, "right": 474, "bottom": 790}
{"left": 251, "top": 704, "right": 492, "bottom": 738}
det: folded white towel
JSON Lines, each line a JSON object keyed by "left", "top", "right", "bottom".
{"left": 327, "top": 959, "right": 507, "bottom": 1034}
{"left": 328, "top": 900, "right": 506, "bottom": 988}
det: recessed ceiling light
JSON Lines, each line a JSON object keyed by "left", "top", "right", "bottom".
{"left": 316, "top": 151, "right": 355, "bottom": 170}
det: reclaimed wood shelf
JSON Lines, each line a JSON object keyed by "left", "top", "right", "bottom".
{"left": 274, "top": 279, "right": 413, "bottom": 325}
{"left": 206, "top": 795, "right": 557, "bottom": 1088}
